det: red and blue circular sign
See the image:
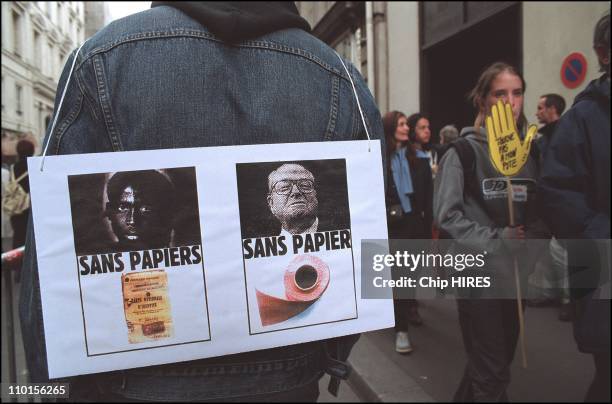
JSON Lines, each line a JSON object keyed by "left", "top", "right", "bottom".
{"left": 561, "top": 52, "right": 587, "bottom": 89}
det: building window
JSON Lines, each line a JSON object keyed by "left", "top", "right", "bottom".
{"left": 34, "top": 30, "right": 42, "bottom": 69}
{"left": 57, "top": 51, "right": 63, "bottom": 75}
{"left": 332, "top": 29, "right": 363, "bottom": 74}
{"left": 47, "top": 42, "right": 54, "bottom": 77}
{"left": 12, "top": 9, "right": 23, "bottom": 57}
{"left": 16, "top": 85, "right": 23, "bottom": 116}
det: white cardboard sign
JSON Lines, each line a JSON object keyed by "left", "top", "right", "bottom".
{"left": 28, "top": 140, "right": 393, "bottom": 378}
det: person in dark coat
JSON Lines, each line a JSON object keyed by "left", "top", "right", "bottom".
{"left": 535, "top": 93, "right": 566, "bottom": 157}
{"left": 538, "top": 12, "right": 610, "bottom": 402}
{"left": 10, "top": 139, "right": 35, "bottom": 249}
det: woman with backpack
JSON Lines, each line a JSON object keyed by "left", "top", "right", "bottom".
{"left": 434, "top": 62, "right": 544, "bottom": 401}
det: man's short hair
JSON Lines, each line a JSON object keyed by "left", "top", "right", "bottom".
{"left": 541, "top": 94, "right": 566, "bottom": 116}
{"left": 107, "top": 170, "right": 175, "bottom": 210}
{"left": 439, "top": 125, "right": 459, "bottom": 144}
{"left": 594, "top": 12, "right": 610, "bottom": 72}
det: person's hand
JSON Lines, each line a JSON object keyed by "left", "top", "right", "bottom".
{"left": 431, "top": 164, "right": 439, "bottom": 175}
{"left": 501, "top": 225, "right": 525, "bottom": 240}
{"left": 486, "top": 100, "right": 537, "bottom": 176}
{"left": 501, "top": 225, "right": 526, "bottom": 255}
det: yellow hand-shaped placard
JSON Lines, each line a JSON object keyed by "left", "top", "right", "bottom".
{"left": 485, "top": 100, "right": 537, "bottom": 177}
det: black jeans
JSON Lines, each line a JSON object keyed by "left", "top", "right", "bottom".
{"left": 393, "top": 298, "right": 418, "bottom": 332}
{"left": 454, "top": 299, "right": 522, "bottom": 402}
{"left": 388, "top": 212, "right": 426, "bottom": 332}
{"left": 10, "top": 208, "right": 30, "bottom": 249}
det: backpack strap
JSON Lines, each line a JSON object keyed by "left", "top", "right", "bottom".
{"left": 10, "top": 165, "right": 28, "bottom": 182}
{"left": 447, "top": 138, "right": 490, "bottom": 215}
{"left": 324, "top": 334, "right": 360, "bottom": 396}
{"left": 15, "top": 170, "right": 28, "bottom": 183}
{"left": 448, "top": 138, "right": 476, "bottom": 193}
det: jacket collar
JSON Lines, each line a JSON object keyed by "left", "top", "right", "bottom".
{"left": 151, "top": 2, "right": 311, "bottom": 43}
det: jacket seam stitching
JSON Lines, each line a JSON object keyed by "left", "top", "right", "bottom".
{"left": 116, "top": 361, "right": 323, "bottom": 401}
{"left": 52, "top": 92, "right": 83, "bottom": 155}
{"left": 349, "top": 81, "right": 359, "bottom": 138}
{"left": 324, "top": 75, "right": 339, "bottom": 141}
{"left": 75, "top": 65, "right": 99, "bottom": 122}
{"left": 132, "top": 350, "right": 319, "bottom": 375}
{"left": 76, "top": 31, "right": 350, "bottom": 81}
{"left": 93, "top": 54, "right": 124, "bottom": 152}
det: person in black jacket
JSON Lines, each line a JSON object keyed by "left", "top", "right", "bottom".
{"left": 535, "top": 93, "right": 566, "bottom": 161}
{"left": 406, "top": 113, "right": 434, "bottom": 240}
{"left": 538, "top": 12, "right": 610, "bottom": 402}
{"left": 404, "top": 113, "right": 434, "bottom": 327}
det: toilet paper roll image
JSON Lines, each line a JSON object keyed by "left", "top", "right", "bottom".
{"left": 256, "top": 254, "right": 330, "bottom": 326}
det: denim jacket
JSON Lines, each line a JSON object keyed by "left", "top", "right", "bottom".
{"left": 19, "top": 5, "right": 384, "bottom": 400}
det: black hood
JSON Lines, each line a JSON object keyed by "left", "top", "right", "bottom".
{"left": 151, "top": 1, "right": 311, "bottom": 43}
{"left": 574, "top": 73, "right": 610, "bottom": 107}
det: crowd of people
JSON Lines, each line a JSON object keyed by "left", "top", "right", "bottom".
{"left": 382, "top": 12, "right": 609, "bottom": 402}
{"left": 1, "top": 2, "right": 608, "bottom": 402}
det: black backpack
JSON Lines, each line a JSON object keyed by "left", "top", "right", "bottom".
{"left": 437, "top": 138, "right": 481, "bottom": 241}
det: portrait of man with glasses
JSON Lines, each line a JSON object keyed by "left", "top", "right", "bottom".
{"left": 236, "top": 159, "right": 350, "bottom": 239}
{"left": 267, "top": 164, "right": 319, "bottom": 236}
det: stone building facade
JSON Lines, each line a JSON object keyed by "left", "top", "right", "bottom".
{"left": 297, "top": 2, "right": 609, "bottom": 139}
{"left": 1, "top": 1, "right": 88, "bottom": 162}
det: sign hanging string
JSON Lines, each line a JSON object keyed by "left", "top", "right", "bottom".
{"left": 40, "top": 39, "right": 89, "bottom": 172}
{"left": 334, "top": 52, "right": 372, "bottom": 152}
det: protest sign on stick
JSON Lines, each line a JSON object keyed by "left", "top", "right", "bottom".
{"left": 485, "top": 100, "right": 537, "bottom": 368}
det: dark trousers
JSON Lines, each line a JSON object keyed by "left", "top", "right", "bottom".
{"left": 10, "top": 208, "right": 30, "bottom": 249}
{"left": 393, "top": 298, "right": 418, "bottom": 332}
{"left": 388, "top": 212, "right": 424, "bottom": 333}
{"left": 453, "top": 299, "right": 522, "bottom": 402}
{"left": 586, "top": 353, "right": 611, "bottom": 402}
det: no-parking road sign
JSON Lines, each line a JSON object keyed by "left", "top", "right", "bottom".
{"left": 561, "top": 52, "right": 587, "bottom": 89}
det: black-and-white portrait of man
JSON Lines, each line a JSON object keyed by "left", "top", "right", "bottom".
{"left": 68, "top": 167, "right": 201, "bottom": 255}
{"left": 104, "top": 170, "right": 175, "bottom": 252}
{"left": 237, "top": 159, "right": 351, "bottom": 239}
{"left": 267, "top": 164, "right": 319, "bottom": 236}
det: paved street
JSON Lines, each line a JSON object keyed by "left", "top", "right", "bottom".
{"left": 363, "top": 297, "right": 596, "bottom": 402}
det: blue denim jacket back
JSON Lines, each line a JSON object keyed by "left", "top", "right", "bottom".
{"left": 20, "top": 5, "right": 384, "bottom": 400}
